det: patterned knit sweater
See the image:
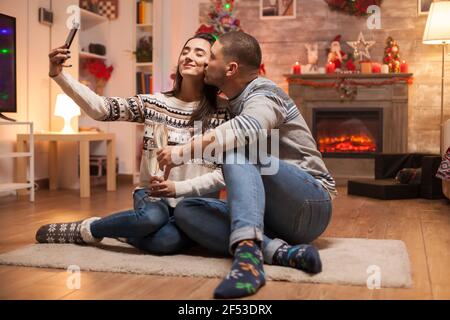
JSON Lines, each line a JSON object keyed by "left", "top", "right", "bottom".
{"left": 52, "top": 71, "right": 230, "bottom": 207}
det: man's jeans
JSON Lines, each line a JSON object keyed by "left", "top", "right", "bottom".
{"left": 174, "top": 150, "right": 332, "bottom": 264}
{"left": 90, "top": 189, "right": 193, "bottom": 254}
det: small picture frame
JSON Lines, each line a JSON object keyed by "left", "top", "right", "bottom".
{"left": 79, "top": 0, "right": 119, "bottom": 19}
{"left": 80, "top": 0, "right": 100, "bottom": 14}
{"left": 418, "top": 0, "right": 434, "bottom": 16}
{"left": 260, "top": 0, "right": 296, "bottom": 20}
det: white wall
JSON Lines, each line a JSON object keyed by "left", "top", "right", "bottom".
{"left": 95, "top": 0, "right": 202, "bottom": 174}
{"left": 159, "top": 0, "right": 201, "bottom": 91}
{"left": 75, "top": 0, "right": 202, "bottom": 175}
{"left": 50, "top": 0, "right": 80, "bottom": 189}
{"left": 100, "top": 0, "right": 135, "bottom": 174}
{"left": 0, "top": 0, "right": 54, "bottom": 190}
{"left": 0, "top": 0, "right": 79, "bottom": 190}
{"left": 0, "top": 0, "right": 203, "bottom": 191}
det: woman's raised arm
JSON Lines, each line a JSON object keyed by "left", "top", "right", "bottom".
{"left": 49, "top": 46, "right": 145, "bottom": 123}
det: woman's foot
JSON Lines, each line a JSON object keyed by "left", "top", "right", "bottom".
{"left": 35, "top": 218, "right": 103, "bottom": 244}
{"left": 273, "top": 244, "right": 322, "bottom": 274}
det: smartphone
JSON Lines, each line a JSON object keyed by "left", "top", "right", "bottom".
{"left": 64, "top": 22, "right": 79, "bottom": 49}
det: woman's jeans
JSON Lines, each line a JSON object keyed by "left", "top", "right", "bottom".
{"left": 174, "top": 151, "right": 333, "bottom": 264}
{"left": 89, "top": 189, "right": 194, "bottom": 254}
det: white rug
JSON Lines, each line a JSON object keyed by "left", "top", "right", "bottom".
{"left": 0, "top": 237, "right": 413, "bottom": 288}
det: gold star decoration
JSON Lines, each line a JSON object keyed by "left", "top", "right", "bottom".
{"left": 346, "top": 32, "right": 376, "bottom": 61}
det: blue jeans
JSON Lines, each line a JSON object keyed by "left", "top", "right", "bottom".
{"left": 174, "top": 151, "right": 332, "bottom": 264}
{"left": 90, "top": 189, "right": 194, "bottom": 254}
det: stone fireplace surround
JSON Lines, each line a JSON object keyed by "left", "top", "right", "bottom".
{"left": 286, "top": 73, "right": 413, "bottom": 185}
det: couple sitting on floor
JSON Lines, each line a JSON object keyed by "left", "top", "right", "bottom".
{"left": 36, "top": 31, "right": 337, "bottom": 299}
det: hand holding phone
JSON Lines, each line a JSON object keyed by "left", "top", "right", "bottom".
{"left": 49, "top": 45, "right": 71, "bottom": 77}
{"left": 48, "top": 22, "right": 79, "bottom": 77}
{"left": 64, "top": 22, "right": 79, "bottom": 50}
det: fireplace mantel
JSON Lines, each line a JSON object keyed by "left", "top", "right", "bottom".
{"left": 285, "top": 73, "right": 413, "bottom": 80}
{"left": 285, "top": 73, "right": 413, "bottom": 183}
{"left": 285, "top": 73, "right": 413, "bottom": 106}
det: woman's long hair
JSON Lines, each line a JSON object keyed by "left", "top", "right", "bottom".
{"left": 163, "top": 33, "right": 219, "bottom": 131}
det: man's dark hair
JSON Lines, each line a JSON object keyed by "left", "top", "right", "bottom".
{"left": 218, "top": 31, "right": 262, "bottom": 71}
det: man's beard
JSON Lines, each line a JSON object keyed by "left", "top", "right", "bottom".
{"left": 204, "top": 73, "right": 216, "bottom": 85}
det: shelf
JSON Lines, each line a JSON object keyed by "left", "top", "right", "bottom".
{"left": 0, "top": 152, "right": 32, "bottom": 159}
{"left": 79, "top": 51, "right": 107, "bottom": 60}
{"left": 136, "top": 62, "right": 153, "bottom": 67}
{"left": 137, "top": 23, "right": 153, "bottom": 28}
{"left": 0, "top": 121, "right": 33, "bottom": 125}
{"left": 80, "top": 8, "right": 108, "bottom": 30}
{"left": 1, "top": 121, "right": 34, "bottom": 201}
{"left": 0, "top": 183, "right": 33, "bottom": 192}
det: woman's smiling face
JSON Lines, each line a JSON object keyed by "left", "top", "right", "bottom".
{"left": 178, "top": 38, "right": 211, "bottom": 79}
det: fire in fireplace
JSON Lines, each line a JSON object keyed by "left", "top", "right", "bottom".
{"left": 313, "top": 109, "right": 383, "bottom": 158}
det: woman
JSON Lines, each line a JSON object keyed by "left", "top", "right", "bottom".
{"left": 35, "top": 33, "right": 230, "bottom": 254}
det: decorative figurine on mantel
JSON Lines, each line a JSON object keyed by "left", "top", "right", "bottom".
{"left": 347, "top": 31, "right": 376, "bottom": 73}
{"left": 384, "top": 36, "right": 401, "bottom": 73}
{"left": 302, "top": 43, "right": 319, "bottom": 74}
{"left": 327, "top": 35, "right": 348, "bottom": 71}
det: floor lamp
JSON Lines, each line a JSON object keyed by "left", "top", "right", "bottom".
{"left": 423, "top": 1, "right": 450, "bottom": 155}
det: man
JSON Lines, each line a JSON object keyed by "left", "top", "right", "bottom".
{"left": 157, "top": 31, "right": 337, "bottom": 299}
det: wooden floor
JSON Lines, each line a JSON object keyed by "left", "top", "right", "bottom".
{"left": 0, "top": 182, "right": 449, "bottom": 300}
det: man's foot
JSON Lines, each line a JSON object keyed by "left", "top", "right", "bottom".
{"left": 35, "top": 218, "right": 102, "bottom": 244}
{"left": 273, "top": 244, "right": 322, "bottom": 274}
{"left": 214, "top": 240, "right": 265, "bottom": 299}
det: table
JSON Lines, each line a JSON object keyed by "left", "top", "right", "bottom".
{"left": 0, "top": 121, "right": 34, "bottom": 202}
{"left": 15, "top": 132, "right": 116, "bottom": 198}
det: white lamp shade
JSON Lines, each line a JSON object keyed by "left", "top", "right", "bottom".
{"left": 423, "top": 1, "right": 450, "bottom": 45}
{"left": 54, "top": 94, "right": 81, "bottom": 133}
{"left": 54, "top": 94, "right": 81, "bottom": 118}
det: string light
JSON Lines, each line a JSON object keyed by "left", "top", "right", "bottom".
{"left": 0, "top": 48, "right": 11, "bottom": 54}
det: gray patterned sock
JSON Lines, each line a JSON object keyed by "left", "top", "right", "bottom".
{"left": 35, "top": 221, "right": 85, "bottom": 244}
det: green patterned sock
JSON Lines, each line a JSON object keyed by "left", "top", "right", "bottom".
{"left": 214, "top": 240, "right": 265, "bottom": 299}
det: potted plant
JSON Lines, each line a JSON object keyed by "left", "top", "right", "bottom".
{"left": 84, "top": 60, "right": 114, "bottom": 95}
{"left": 136, "top": 36, "right": 153, "bottom": 63}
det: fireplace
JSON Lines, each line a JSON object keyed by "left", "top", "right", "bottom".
{"left": 285, "top": 73, "right": 412, "bottom": 184}
{"left": 313, "top": 109, "right": 383, "bottom": 158}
